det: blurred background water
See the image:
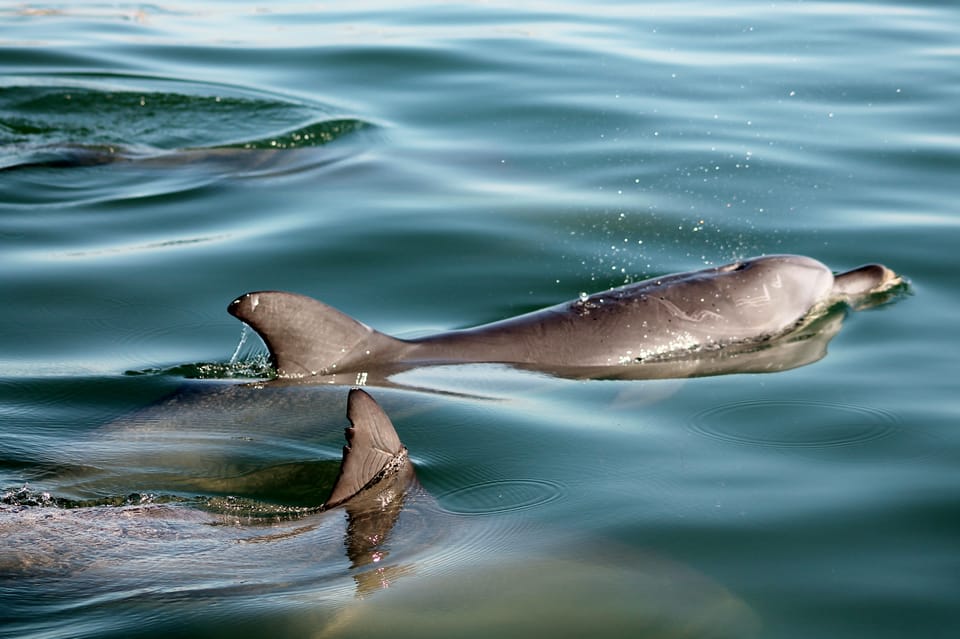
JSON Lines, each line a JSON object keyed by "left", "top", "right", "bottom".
{"left": 1, "top": 2, "right": 958, "bottom": 638}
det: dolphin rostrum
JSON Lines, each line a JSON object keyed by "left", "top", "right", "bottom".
{"left": 228, "top": 255, "right": 903, "bottom": 382}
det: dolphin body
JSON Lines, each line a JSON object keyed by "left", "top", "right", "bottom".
{"left": 229, "top": 254, "right": 902, "bottom": 383}
{"left": 0, "top": 389, "right": 759, "bottom": 639}
{"left": 0, "top": 389, "right": 417, "bottom": 580}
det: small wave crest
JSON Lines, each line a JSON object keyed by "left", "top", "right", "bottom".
{"left": 0, "top": 75, "right": 378, "bottom": 204}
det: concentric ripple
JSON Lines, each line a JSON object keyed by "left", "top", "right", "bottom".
{"left": 688, "top": 399, "right": 907, "bottom": 459}
{"left": 439, "top": 478, "right": 566, "bottom": 516}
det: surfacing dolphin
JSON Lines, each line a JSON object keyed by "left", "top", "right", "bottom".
{"left": 0, "top": 389, "right": 759, "bottom": 639}
{"left": 228, "top": 254, "right": 903, "bottom": 383}
{"left": 0, "top": 389, "right": 416, "bottom": 582}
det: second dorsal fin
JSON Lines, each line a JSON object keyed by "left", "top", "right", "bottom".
{"left": 324, "top": 389, "right": 406, "bottom": 509}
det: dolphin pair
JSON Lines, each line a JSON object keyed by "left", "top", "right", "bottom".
{"left": 228, "top": 254, "right": 902, "bottom": 383}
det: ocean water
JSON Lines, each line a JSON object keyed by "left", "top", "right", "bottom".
{"left": 1, "top": 1, "right": 958, "bottom": 638}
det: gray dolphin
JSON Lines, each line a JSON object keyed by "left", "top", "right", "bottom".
{"left": 228, "top": 254, "right": 903, "bottom": 382}
{"left": 1, "top": 388, "right": 759, "bottom": 639}
{"left": 1, "top": 388, "right": 417, "bottom": 580}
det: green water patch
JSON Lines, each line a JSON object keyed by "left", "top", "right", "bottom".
{"left": 0, "top": 76, "right": 377, "bottom": 194}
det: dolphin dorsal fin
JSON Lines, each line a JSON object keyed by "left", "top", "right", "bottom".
{"left": 324, "top": 388, "right": 406, "bottom": 509}
{"left": 228, "top": 291, "right": 402, "bottom": 378}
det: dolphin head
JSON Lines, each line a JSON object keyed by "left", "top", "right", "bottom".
{"left": 654, "top": 254, "right": 836, "bottom": 340}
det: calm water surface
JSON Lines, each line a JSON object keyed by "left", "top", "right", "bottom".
{"left": 1, "top": 2, "right": 958, "bottom": 638}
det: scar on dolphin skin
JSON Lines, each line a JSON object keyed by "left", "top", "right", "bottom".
{"left": 734, "top": 284, "right": 773, "bottom": 309}
{"left": 228, "top": 254, "right": 905, "bottom": 381}
{"left": 732, "top": 272, "right": 788, "bottom": 309}
{"left": 655, "top": 296, "right": 725, "bottom": 323}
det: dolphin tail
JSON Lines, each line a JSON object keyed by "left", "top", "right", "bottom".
{"left": 325, "top": 388, "right": 408, "bottom": 509}
{"left": 832, "top": 264, "right": 903, "bottom": 306}
{"left": 228, "top": 291, "right": 405, "bottom": 378}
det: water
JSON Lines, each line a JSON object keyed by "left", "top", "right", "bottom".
{"left": 1, "top": 1, "right": 958, "bottom": 637}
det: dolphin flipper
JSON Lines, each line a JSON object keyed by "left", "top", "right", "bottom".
{"left": 228, "top": 291, "right": 404, "bottom": 378}
{"left": 324, "top": 388, "right": 408, "bottom": 509}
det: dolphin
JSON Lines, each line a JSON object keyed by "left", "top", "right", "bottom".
{"left": 1, "top": 384, "right": 759, "bottom": 639}
{"left": 0, "top": 389, "right": 417, "bottom": 579}
{"left": 228, "top": 254, "right": 903, "bottom": 383}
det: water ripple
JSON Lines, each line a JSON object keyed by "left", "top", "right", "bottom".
{"left": 0, "top": 75, "right": 378, "bottom": 206}
{"left": 688, "top": 399, "right": 902, "bottom": 452}
{"left": 439, "top": 478, "right": 566, "bottom": 516}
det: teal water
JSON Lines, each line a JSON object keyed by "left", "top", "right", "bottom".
{"left": 1, "top": 1, "right": 958, "bottom": 638}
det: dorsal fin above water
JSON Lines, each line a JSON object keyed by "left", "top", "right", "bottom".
{"left": 228, "top": 291, "right": 403, "bottom": 378}
{"left": 324, "top": 388, "right": 406, "bottom": 509}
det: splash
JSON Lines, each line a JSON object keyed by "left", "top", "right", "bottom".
{"left": 1, "top": 484, "right": 184, "bottom": 511}
{"left": 229, "top": 324, "right": 250, "bottom": 365}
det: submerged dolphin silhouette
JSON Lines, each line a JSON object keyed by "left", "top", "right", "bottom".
{"left": 1, "top": 388, "right": 759, "bottom": 639}
{"left": 228, "top": 254, "right": 902, "bottom": 382}
{"left": 0, "top": 388, "right": 416, "bottom": 580}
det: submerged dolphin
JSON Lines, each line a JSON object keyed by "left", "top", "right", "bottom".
{"left": 1, "top": 387, "right": 759, "bottom": 639}
{"left": 228, "top": 254, "right": 902, "bottom": 382}
{"left": 0, "top": 389, "right": 416, "bottom": 580}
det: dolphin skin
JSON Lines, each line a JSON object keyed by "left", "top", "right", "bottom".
{"left": 0, "top": 388, "right": 417, "bottom": 579}
{"left": 228, "top": 255, "right": 902, "bottom": 382}
{"left": 1, "top": 378, "right": 759, "bottom": 638}
{"left": 325, "top": 387, "right": 415, "bottom": 509}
